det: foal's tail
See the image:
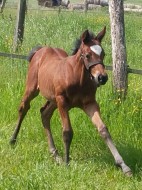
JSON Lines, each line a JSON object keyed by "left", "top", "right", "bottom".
{"left": 27, "top": 46, "right": 43, "bottom": 62}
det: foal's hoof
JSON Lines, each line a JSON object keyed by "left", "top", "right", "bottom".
{"left": 9, "top": 138, "right": 17, "bottom": 145}
{"left": 123, "top": 166, "right": 133, "bottom": 177}
{"left": 51, "top": 149, "right": 63, "bottom": 165}
{"left": 124, "top": 169, "right": 133, "bottom": 177}
{"left": 116, "top": 163, "right": 132, "bottom": 177}
{"left": 125, "top": 171, "right": 133, "bottom": 177}
{"left": 54, "top": 155, "right": 63, "bottom": 165}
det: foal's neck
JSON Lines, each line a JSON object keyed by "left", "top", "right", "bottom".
{"left": 72, "top": 49, "right": 90, "bottom": 86}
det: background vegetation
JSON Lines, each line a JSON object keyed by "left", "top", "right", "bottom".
{"left": 0, "top": 3, "right": 142, "bottom": 190}
{"left": 124, "top": 0, "right": 142, "bottom": 5}
{"left": 4, "top": 0, "right": 142, "bottom": 8}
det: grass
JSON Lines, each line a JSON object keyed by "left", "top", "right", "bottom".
{"left": 0, "top": 8, "right": 142, "bottom": 190}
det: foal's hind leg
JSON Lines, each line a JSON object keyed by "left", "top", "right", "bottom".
{"left": 83, "top": 101, "right": 132, "bottom": 176}
{"left": 40, "top": 101, "right": 62, "bottom": 163}
{"left": 10, "top": 87, "right": 39, "bottom": 144}
{"left": 10, "top": 61, "right": 40, "bottom": 144}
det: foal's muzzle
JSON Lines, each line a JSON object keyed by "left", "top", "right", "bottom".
{"left": 98, "top": 74, "right": 108, "bottom": 85}
{"left": 93, "top": 73, "right": 108, "bottom": 86}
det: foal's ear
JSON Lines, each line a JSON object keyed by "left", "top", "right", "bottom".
{"left": 96, "top": 26, "right": 106, "bottom": 42}
{"left": 81, "top": 30, "right": 91, "bottom": 44}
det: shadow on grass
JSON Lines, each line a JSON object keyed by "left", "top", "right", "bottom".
{"left": 118, "top": 142, "right": 142, "bottom": 177}
{"left": 72, "top": 138, "right": 142, "bottom": 178}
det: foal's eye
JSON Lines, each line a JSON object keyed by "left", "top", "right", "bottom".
{"left": 85, "top": 54, "right": 90, "bottom": 59}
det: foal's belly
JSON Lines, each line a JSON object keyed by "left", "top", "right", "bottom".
{"left": 39, "top": 85, "right": 55, "bottom": 101}
{"left": 38, "top": 70, "right": 56, "bottom": 101}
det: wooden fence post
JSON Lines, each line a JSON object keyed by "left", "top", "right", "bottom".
{"left": 0, "top": 0, "right": 6, "bottom": 13}
{"left": 13, "top": 0, "right": 27, "bottom": 52}
{"left": 109, "top": 0, "right": 128, "bottom": 99}
{"left": 84, "top": 0, "right": 88, "bottom": 12}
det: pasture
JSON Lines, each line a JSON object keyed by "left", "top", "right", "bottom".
{"left": 0, "top": 7, "right": 142, "bottom": 190}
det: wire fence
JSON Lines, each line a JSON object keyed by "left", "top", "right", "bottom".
{"left": 0, "top": 51, "right": 142, "bottom": 75}
{"left": 1, "top": 2, "right": 142, "bottom": 75}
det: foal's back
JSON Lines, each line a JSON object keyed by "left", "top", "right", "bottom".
{"left": 26, "top": 46, "right": 68, "bottom": 101}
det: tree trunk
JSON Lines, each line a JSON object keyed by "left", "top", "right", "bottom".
{"left": 13, "top": 0, "right": 27, "bottom": 52}
{"left": 109, "top": 0, "right": 128, "bottom": 99}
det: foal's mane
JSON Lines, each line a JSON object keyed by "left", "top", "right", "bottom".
{"left": 71, "top": 31, "right": 96, "bottom": 55}
{"left": 27, "top": 31, "right": 95, "bottom": 62}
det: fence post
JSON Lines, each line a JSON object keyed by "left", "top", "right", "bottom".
{"left": 84, "top": 0, "right": 88, "bottom": 12}
{"left": 0, "top": 0, "right": 6, "bottom": 13}
{"left": 13, "top": 0, "right": 27, "bottom": 52}
{"left": 109, "top": 0, "right": 128, "bottom": 99}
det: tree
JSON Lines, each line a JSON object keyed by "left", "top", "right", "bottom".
{"left": 109, "top": 0, "right": 128, "bottom": 99}
{"left": 13, "top": 0, "right": 27, "bottom": 52}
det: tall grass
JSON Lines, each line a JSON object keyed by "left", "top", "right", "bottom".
{"left": 0, "top": 8, "right": 142, "bottom": 190}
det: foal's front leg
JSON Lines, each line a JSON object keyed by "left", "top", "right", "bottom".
{"left": 83, "top": 101, "right": 132, "bottom": 176}
{"left": 56, "top": 95, "right": 73, "bottom": 164}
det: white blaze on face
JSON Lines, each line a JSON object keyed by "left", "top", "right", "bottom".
{"left": 90, "top": 45, "right": 102, "bottom": 56}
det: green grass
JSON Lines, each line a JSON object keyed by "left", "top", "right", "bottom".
{"left": 0, "top": 8, "right": 142, "bottom": 190}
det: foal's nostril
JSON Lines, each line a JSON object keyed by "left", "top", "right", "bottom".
{"left": 98, "top": 74, "right": 108, "bottom": 85}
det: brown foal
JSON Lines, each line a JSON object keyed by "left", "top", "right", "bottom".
{"left": 10, "top": 27, "right": 132, "bottom": 176}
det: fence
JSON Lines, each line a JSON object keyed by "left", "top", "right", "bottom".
{"left": 0, "top": 51, "right": 142, "bottom": 75}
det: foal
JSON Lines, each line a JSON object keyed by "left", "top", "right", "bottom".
{"left": 10, "top": 27, "right": 132, "bottom": 176}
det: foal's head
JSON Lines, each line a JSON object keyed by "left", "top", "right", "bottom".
{"left": 72, "top": 27, "right": 108, "bottom": 86}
